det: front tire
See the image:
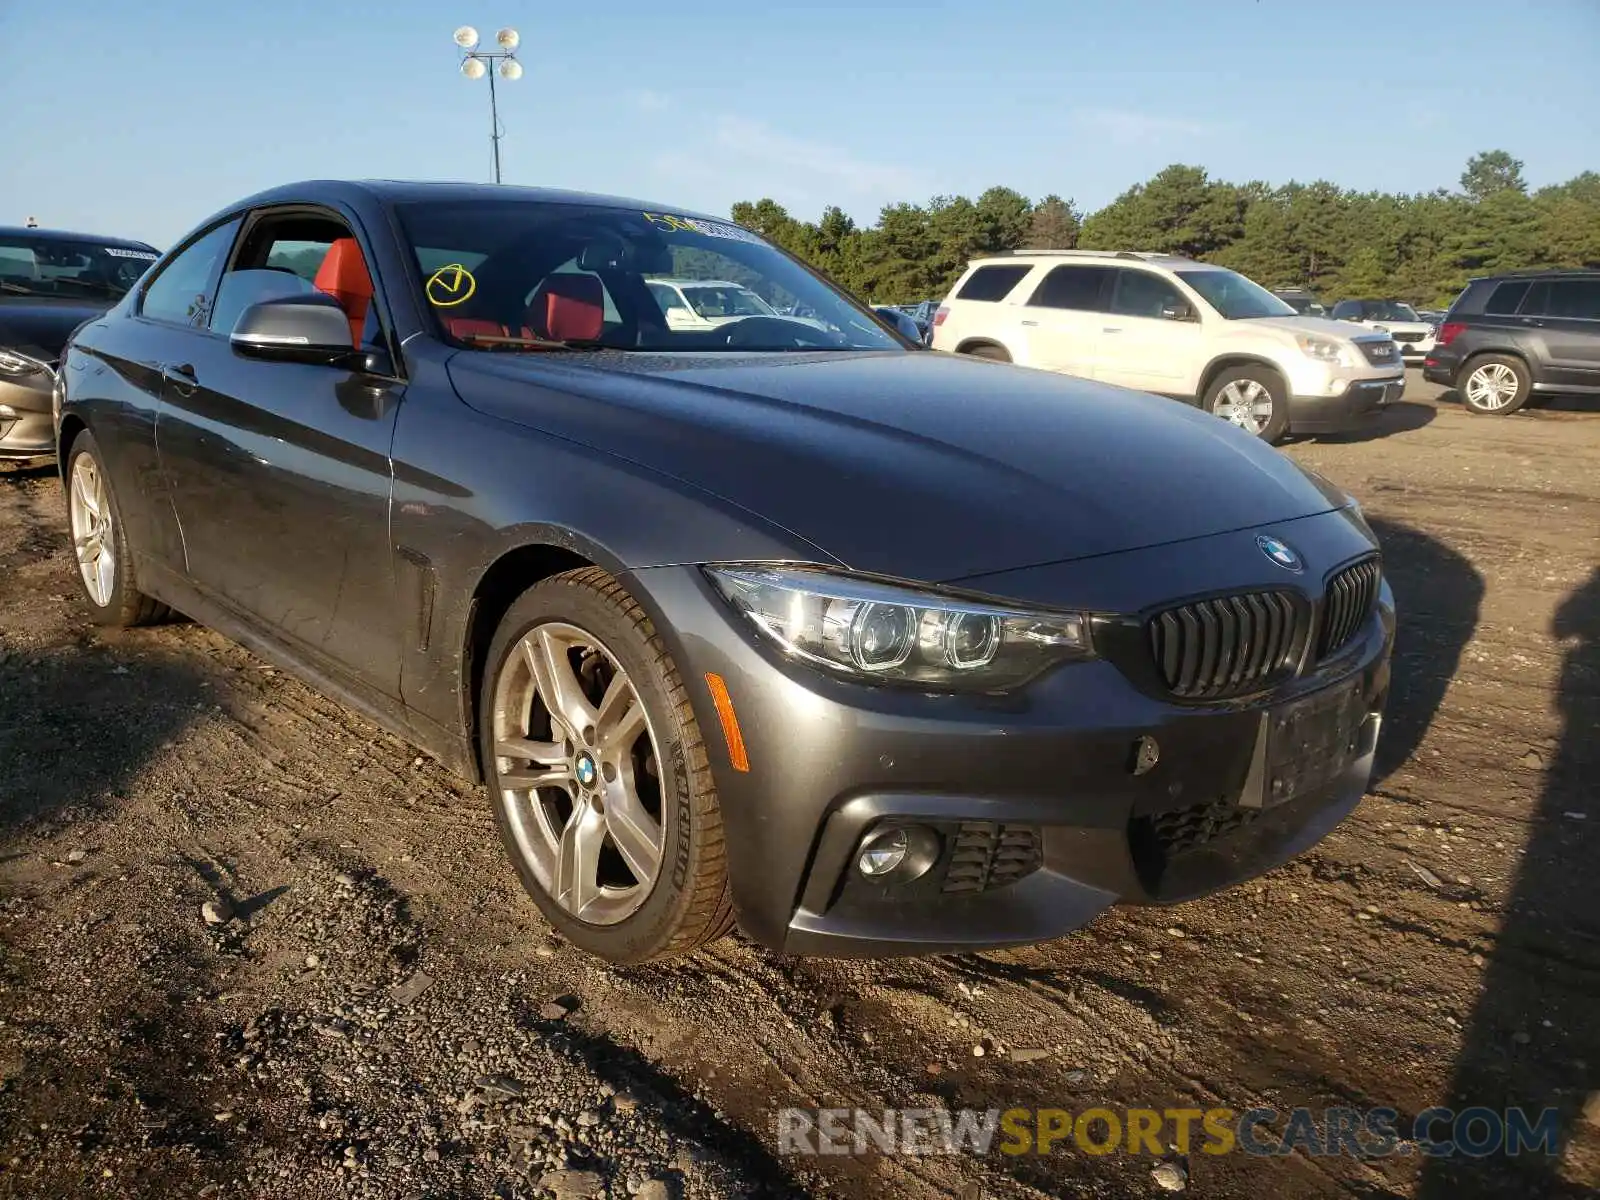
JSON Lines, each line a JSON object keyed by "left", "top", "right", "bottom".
{"left": 478, "top": 567, "right": 734, "bottom": 963}
{"left": 962, "top": 343, "right": 1011, "bottom": 363}
{"left": 1203, "top": 366, "right": 1290, "bottom": 445}
{"left": 65, "top": 432, "right": 169, "bottom": 627}
{"left": 1459, "top": 354, "right": 1530, "bottom": 415}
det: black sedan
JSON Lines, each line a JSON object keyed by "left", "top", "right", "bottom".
{"left": 1, "top": 225, "right": 160, "bottom": 461}
{"left": 55, "top": 180, "right": 1394, "bottom": 963}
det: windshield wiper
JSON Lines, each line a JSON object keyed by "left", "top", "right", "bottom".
{"left": 457, "top": 331, "right": 619, "bottom": 353}
{"left": 0, "top": 280, "right": 37, "bottom": 296}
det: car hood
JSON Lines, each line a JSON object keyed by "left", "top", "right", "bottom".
{"left": 0, "top": 298, "right": 115, "bottom": 363}
{"left": 448, "top": 350, "right": 1346, "bottom": 582}
{"left": 1245, "top": 315, "right": 1390, "bottom": 341}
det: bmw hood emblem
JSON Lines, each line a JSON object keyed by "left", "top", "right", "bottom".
{"left": 1256, "top": 535, "right": 1304, "bottom": 572}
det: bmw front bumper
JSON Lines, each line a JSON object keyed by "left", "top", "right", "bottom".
{"left": 627, "top": 507, "right": 1394, "bottom": 957}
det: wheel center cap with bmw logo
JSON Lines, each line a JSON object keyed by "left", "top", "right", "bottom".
{"left": 1257, "top": 535, "right": 1304, "bottom": 572}
{"left": 575, "top": 753, "right": 598, "bottom": 787}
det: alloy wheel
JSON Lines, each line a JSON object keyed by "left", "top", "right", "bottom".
{"left": 1465, "top": 362, "right": 1519, "bottom": 411}
{"left": 1214, "top": 379, "right": 1274, "bottom": 435}
{"left": 69, "top": 452, "right": 115, "bottom": 607}
{"left": 491, "top": 621, "right": 665, "bottom": 925}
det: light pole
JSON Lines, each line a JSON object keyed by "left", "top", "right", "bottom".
{"left": 454, "top": 25, "right": 522, "bottom": 184}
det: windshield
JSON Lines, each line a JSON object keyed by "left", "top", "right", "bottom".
{"left": 1178, "top": 269, "right": 1297, "bottom": 320}
{"left": 395, "top": 200, "right": 899, "bottom": 353}
{"left": 0, "top": 235, "right": 159, "bottom": 301}
{"left": 1366, "top": 301, "right": 1421, "bottom": 322}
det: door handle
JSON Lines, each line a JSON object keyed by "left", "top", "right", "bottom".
{"left": 1020, "top": 319, "right": 1038, "bottom": 327}
{"left": 1102, "top": 327, "right": 1123, "bottom": 334}
{"left": 1519, "top": 318, "right": 1545, "bottom": 328}
{"left": 161, "top": 362, "right": 199, "bottom": 395}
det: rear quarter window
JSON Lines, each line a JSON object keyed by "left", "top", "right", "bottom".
{"left": 955, "top": 264, "right": 1032, "bottom": 302}
{"left": 1483, "top": 281, "right": 1530, "bottom": 315}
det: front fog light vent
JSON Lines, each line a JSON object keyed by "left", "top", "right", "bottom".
{"left": 855, "top": 824, "right": 940, "bottom": 883}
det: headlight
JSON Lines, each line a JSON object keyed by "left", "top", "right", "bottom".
{"left": 1295, "top": 334, "right": 1352, "bottom": 367}
{"left": 0, "top": 349, "right": 51, "bottom": 377}
{"left": 705, "top": 565, "right": 1091, "bottom": 691}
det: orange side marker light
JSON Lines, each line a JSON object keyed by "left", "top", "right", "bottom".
{"left": 703, "top": 672, "right": 750, "bottom": 772}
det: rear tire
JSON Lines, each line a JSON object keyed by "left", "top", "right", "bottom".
{"left": 1458, "top": 354, "right": 1530, "bottom": 415}
{"left": 64, "top": 432, "right": 170, "bottom": 628}
{"left": 962, "top": 343, "right": 1011, "bottom": 363}
{"left": 1203, "top": 366, "right": 1290, "bottom": 445}
{"left": 478, "top": 567, "right": 735, "bottom": 964}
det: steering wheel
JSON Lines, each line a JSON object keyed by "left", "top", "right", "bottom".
{"left": 721, "top": 316, "right": 839, "bottom": 349}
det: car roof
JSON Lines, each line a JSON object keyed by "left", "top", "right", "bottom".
{"left": 965, "top": 249, "right": 1197, "bottom": 269}
{"left": 1469, "top": 267, "right": 1600, "bottom": 282}
{"left": 0, "top": 224, "right": 158, "bottom": 252}
{"left": 229, "top": 179, "right": 731, "bottom": 226}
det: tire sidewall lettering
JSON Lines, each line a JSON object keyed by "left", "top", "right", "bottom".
{"left": 668, "top": 738, "right": 692, "bottom": 890}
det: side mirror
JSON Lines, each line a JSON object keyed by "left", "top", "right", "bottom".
{"left": 230, "top": 295, "right": 354, "bottom": 364}
{"left": 1160, "top": 301, "right": 1195, "bottom": 322}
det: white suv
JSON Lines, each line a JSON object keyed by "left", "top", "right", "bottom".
{"left": 931, "top": 251, "right": 1405, "bottom": 443}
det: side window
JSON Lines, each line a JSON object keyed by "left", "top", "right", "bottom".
{"left": 1027, "top": 265, "right": 1112, "bottom": 312}
{"left": 210, "top": 269, "right": 320, "bottom": 335}
{"left": 1521, "top": 282, "right": 1550, "bottom": 317}
{"left": 1484, "top": 281, "right": 1530, "bottom": 315}
{"left": 140, "top": 219, "right": 241, "bottom": 328}
{"left": 218, "top": 214, "right": 383, "bottom": 348}
{"left": 1543, "top": 280, "right": 1600, "bottom": 320}
{"left": 1110, "top": 270, "right": 1186, "bottom": 319}
{"left": 1331, "top": 300, "right": 1360, "bottom": 320}
{"left": 955, "top": 264, "right": 1032, "bottom": 302}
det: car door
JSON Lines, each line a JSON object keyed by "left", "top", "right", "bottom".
{"left": 1519, "top": 278, "right": 1600, "bottom": 389}
{"left": 154, "top": 205, "right": 405, "bottom": 695}
{"left": 1097, "top": 268, "right": 1206, "bottom": 395}
{"left": 90, "top": 216, "right": 244, "bottom": 572}
{"left": 1018, "top": 264, "right": 1114, "bottom": 376}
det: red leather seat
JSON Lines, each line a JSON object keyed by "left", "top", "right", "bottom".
{"left": 313, "top": 238, "right": 374, "bottom": 348}
{"left": 446, "top": 317, "right": 510, "bottom": 340}
{"left": 526, "top": 274, "right": 604, "bottom": 342}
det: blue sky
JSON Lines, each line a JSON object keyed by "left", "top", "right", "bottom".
{"left": 3, "top": 0, "right": 1596, "bottom": 248}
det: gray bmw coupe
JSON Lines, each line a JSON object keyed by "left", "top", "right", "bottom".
{"left": 55, "top": 181, "right": 1393, "bottom": 963}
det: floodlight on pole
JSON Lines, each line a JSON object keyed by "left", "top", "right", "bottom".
{"left": 455, "top": 23, "right": 520, "bottom": 184}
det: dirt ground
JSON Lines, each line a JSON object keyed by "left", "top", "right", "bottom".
{"left": 1, "top": 374, "right": 1596, "bottom": 1200}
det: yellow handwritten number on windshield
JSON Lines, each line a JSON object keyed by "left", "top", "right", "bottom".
{"left": 426, "top": 264, "right": 477, "bottom": 307}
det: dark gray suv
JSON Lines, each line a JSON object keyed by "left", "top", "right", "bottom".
{"left": 1424, "top": 270, "right": 1600, "bottom": 415}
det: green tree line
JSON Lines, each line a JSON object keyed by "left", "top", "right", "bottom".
{"left": 730, "top": 151, "right": 1600, "bottom": 308}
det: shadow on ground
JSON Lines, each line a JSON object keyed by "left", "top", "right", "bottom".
{"left": 1366, "top": 517, "right": 1484, "bottom": 787}
{"left": 1310, "top": 400, "right": 1438, "bottom": 444}
{"left": 0, "top": 647, "right": 207, "bottom": 835}
{"left": 1419, "top": 567, "right": 1600, "bottom": 1198}
{"left": 1437, "top": 387, "right": 1600, "bottom": 417}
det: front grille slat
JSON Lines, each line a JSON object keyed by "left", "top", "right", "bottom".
{"left": 1147, "top": 588, "right": 1304, "bottom": 701}
{"left": 1318, "top": 557, "right": 1380, "bottom": 660}
{"left": 1177, "top": 607, "right": 1201, "bottom": 693}
{"left": 1210, "top": 599, "right": 1237, "bottom": 691}
{"left": 1358, "top": 340, "right": 1399, "bottom": 366}
{"left": 1242, "top": 593, "right": 1270, "bottom": 679}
